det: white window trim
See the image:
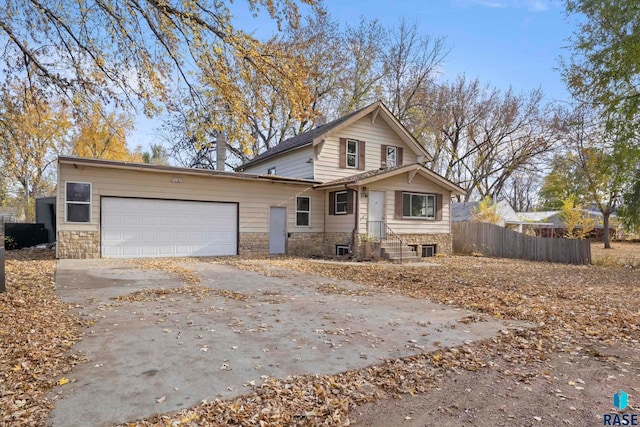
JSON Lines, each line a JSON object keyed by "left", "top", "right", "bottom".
{"left": 296, "top": 196, "right": 311, "bottom": 227}
{"left": 267, "top": 166, "right": 276, "bottom": 175}
{"left": 402, "top": 192, "right": 436, "bottom": 219}
{"left": 422, "top": 244, "right": 436, "bottom": 257}
{"left": 335, "top": 190, "right": 348, "bottom": 215}
{"left": 336, "top": 245, "right": 350, "bottom": 256}
{"left": 65, "top": 181, "right": 92, "bottom": 223}
{"left": 386, "top": 146, "right": 397, "bottom": 167}
{"left": 346, "top": 139, "right": 358, "bottom": 169}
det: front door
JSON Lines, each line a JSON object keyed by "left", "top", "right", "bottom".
{"left": 368, "top": 191, "right": 386, "bottom": 239}
{"left": 269, "top": 206, "right": 286, "bottom": 254}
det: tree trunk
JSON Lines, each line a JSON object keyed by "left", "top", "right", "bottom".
{"left": 603, "top": 211, "right": 611, "bottom": 249}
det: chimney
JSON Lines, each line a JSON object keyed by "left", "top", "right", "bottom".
{"left": 315, "top": 115, "right": 326, "bottom": 128}
{"left": 216, "top": 132, "right": 226, "bottom": 171}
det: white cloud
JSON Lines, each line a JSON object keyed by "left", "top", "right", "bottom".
{"left": 519, "top": 0, "right": 552, "bottom": 12}
{"left": 454, "top": 0, "right": 561, "bottom": 11}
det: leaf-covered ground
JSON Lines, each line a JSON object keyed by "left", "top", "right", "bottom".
{"left": 118, "top": 249, "right": 639, "bottom": 426}
{"left": 3, "top": 244, "right": 640, "bottom": 426}
{"left": 0, "top": 249, "right": 83, "bottom": 427}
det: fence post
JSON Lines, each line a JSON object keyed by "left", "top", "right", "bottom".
{"left": 0, "top": 246, "right": 5, "bottom": 293}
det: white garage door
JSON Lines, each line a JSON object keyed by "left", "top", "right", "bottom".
{"left": 101, "top": 197, "right": 237, "bottom": 258}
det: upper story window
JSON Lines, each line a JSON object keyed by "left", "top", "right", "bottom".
{"left": 65, "top": 182, "right": 91, "bottom": 223}
{"left": 267, "top": 166, "right": 276, "bottom": 175}
{"left": 386, "top": 146, "right": 397, "bottom": 167}
{"left": 346, "top": 139, "right": 358, "bottom": 168}
{"left": 382, "top": 145, "right": 403, "bottom": 168}
{"left": 339, "top": 138, "right": 365, "bottom": 170}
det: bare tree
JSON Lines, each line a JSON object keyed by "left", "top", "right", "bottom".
{"left": 337, "top": 17, "right": 387, "bottom": 115}
{"left": 381, "top": 19, "right": 448, "bottom": 123}
{"left": 421, "top": 76, "right": 558, "bottom": 201}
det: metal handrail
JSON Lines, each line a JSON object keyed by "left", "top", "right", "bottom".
{"left": 367, "top": 221, "right": 404, "bottom": 263}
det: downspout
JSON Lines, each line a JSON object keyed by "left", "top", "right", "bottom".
{"left": 322, "top": 188, "right": 327, "bottom": 256}
{"left": 345, "top": 184, "right": 359, "bottom": 257}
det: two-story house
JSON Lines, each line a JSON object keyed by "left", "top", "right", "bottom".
{"left": 56, "top": 101, "right": 465, "bottom": 260}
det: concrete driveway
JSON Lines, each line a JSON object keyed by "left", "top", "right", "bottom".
{"left": 50, "top": 259, "right": 525, "bottom": 427}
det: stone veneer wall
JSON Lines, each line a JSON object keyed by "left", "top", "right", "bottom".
{"left": 322, "top": 232, "right": 353, "bottom": 257}
{"left": 57, "top": 230, "right": 451, "bottom": 259}
{"left": 58, "top": 231, "right": 100, "bottom": 259}
{"left": 398, "top": 233, "right": 453, "bottom": 256}
{"left": 287, "top": 232, "right": 324, "bottom": 257}
{"left": 240, "top": 232, "right": 349, "bottom": 257}
{"left": 238, "top": 232, "right": 270, "bottom": 256}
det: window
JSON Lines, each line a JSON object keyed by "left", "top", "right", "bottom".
{"left": 402, "top": 192, "right": 435, "bottom": 219}
{"left": 382, "top": 145, "right": 403, "bottom": 168}
{"left": 386, "top": 146, "right": 397, "bottom": 167}
{"left": 336, "top": 245, "right": 350, "bottom": 256}
{"left": 422, "top": 245, "right": 436, "bottom": 257}
{"left": 346, "top": 139, "right": 358, "bottom": 168}
{"left": 335, "top": 191, "right": 348, "bottom": 214}
{"left": 267, "top": 166, "right": 276, "bottom": 175}
{"left": 340, "top": 138, "right": 365, "bottom": 170}
{"left": 65, "top": 182, "right": 91, "bottom": 223}
{"left": 296, "top": 196, "right": 310, "bottom": 226}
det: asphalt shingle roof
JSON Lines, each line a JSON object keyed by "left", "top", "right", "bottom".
{"left": 237, "top": 104, "right": 374, "bottom": 170}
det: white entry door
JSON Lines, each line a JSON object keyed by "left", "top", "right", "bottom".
{"left": 368, "top": 191, "right": 386, "bottom": 239}
{"left": 101, "top": 197, "right": 237, "bottom": 258}
{"left": 269, "top": 206, "right": 286, "bottom": 254}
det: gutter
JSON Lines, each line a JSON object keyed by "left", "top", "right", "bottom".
{"left": 345, "top": 184, "right": 359, "bottom": 256}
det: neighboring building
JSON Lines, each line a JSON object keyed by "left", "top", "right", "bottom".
{"left": 451, "top": 200, "right": 525, "bottom": 229}
{"left": 518, "top": 210, "right": 617, "bottom": 238}
{"left": 56, "top": 101, "right": 466, "bottom": 260}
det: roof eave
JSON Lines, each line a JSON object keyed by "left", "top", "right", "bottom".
{"left": 235, "top": 141, "right": 313, "bottom": 171}
{"left": 58, "top": 156, "right": 319, "bottom": 185}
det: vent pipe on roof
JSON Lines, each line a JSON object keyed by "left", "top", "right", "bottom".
{"left": 216, "top": 132, "right": 226, "bottom": 171}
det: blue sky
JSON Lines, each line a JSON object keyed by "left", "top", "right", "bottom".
{"left": 132, "top": 0, "right": 574, "bottom": 150}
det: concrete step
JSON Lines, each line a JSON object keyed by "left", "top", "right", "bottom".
{"left": 380, "top": 243, "right": 419, "bottom": 262}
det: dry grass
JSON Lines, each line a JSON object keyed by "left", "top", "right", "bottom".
{"left": 590, "top": 240, "right": 640, "bottom": 267}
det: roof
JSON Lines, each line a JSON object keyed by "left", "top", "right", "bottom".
{"left": 314, "top": 163, "right": 467, "bottom": 195}
{"left": 58, "top": 156, "right": 320, "bottom": 185}
{"left": 236, "top": 101, "right": 432, "bottom": 171}
{"left": 451, "top": 202, "right": 480, "bottom": 222}
{"left": 518, "top": 209, "right": 614, "bottom": 229}
{"left": 518, "top": 211, "right": 559, "bottom": 222}
{"left": 452, "top": 200, "right": 523, "bottom": 224}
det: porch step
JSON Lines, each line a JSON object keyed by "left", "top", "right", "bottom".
{"left": 380, "top": 242, "right": 420, "bottom": 263}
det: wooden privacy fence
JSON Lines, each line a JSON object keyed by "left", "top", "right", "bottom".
{"left": 452, "top": 222, "right": 592, "bottom": 265}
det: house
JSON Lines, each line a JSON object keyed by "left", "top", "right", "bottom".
{"left": 56, "top": 101, "right": 466, "bottom": 260}
{"left": 518, "top": 210, "right": 618, "bottom": 238}
{"left": 451, "top": 200, "right": 525, "bottom": 230}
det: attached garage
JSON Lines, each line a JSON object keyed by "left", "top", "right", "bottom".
{"left": 101, "top": 197, "right": 238, "bottom": 258}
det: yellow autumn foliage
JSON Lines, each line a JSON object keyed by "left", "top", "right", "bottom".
{"left": 72, "top": 102, "right": 135, "bottom": 161}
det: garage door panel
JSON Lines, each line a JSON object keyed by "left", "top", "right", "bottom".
{"left": 101, "top": 198, "right": 237, "bottom": 258}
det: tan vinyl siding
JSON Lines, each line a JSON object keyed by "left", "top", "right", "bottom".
{"left": 325, "top": 190, "right": 357, "bottom": 234}
{"left": 315, "top": 115, "right": 419, "bottom": 182}
{"left": 242, "top": 146, "right": 314, "bottom": 179}
{"left": 357, "top": 173, "right": 451, "bottom": 234}
{"left": 58, "top": 164, "right": 323, "bottom": 234}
